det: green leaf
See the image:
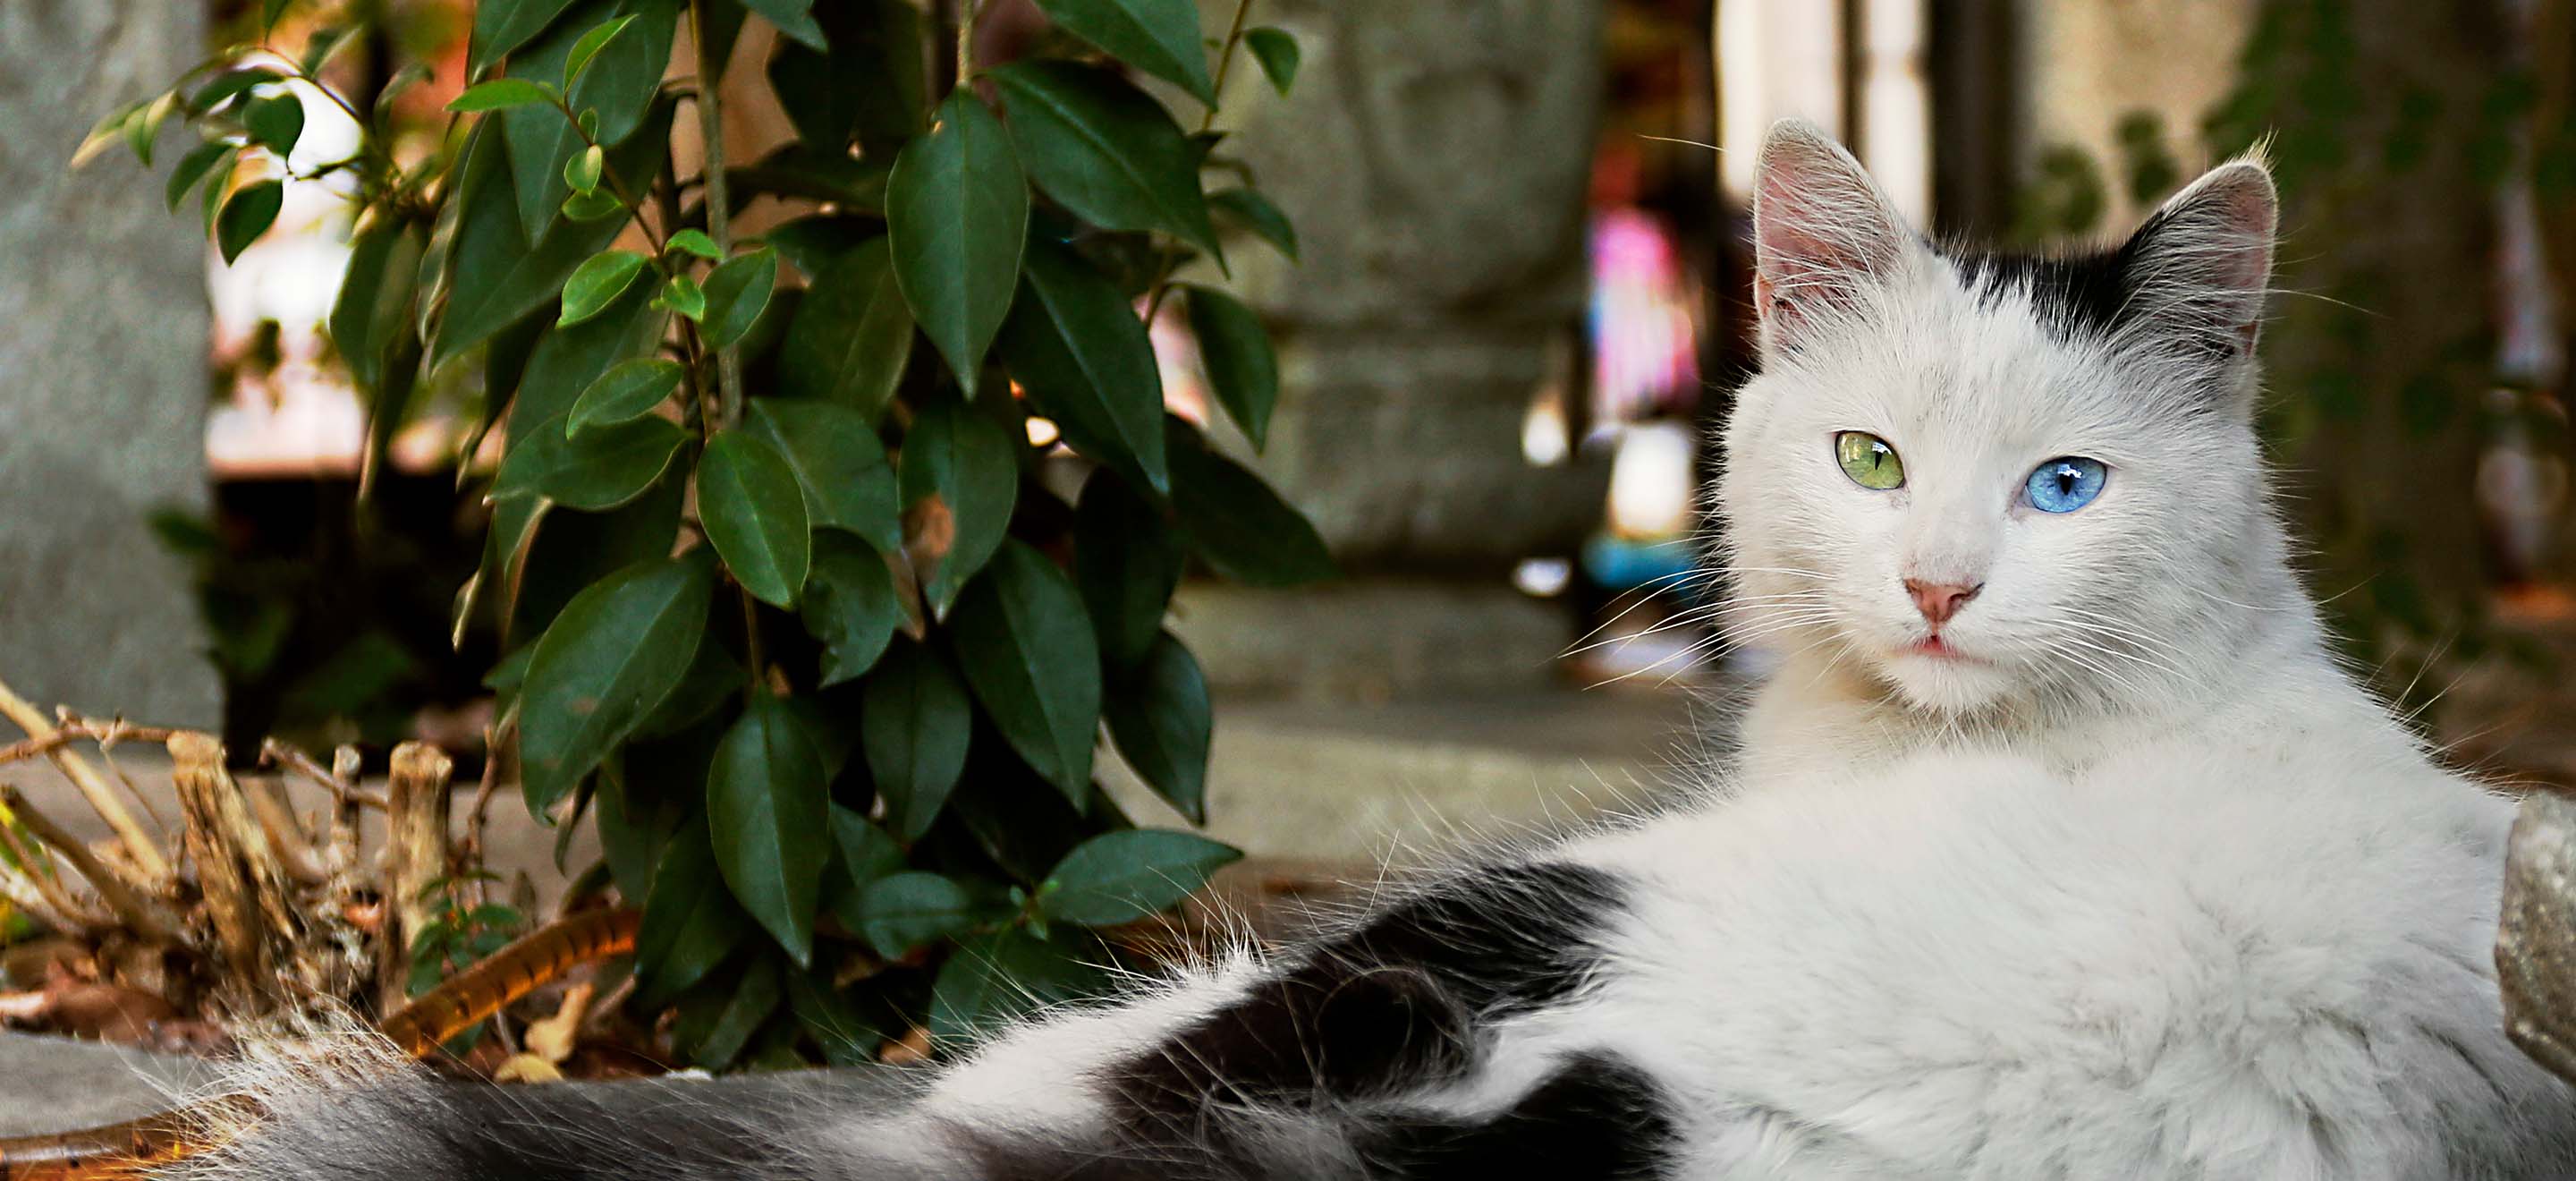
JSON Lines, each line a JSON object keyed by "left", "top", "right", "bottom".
{"left": 631, "top": 634, "right": 741, "bottom": 741}
{"left": 261, "top": 0, "right": 292, "bottom": 28}
{"left": 861, "top": 641, "right": 971, "bottom": 839}
{"left": 665, "top": 228, "right": 722, "bottom": 259}
{"left": 597, "top": 723, "right": 719, "bottom": 897}
{"left": 434, "top": 106, "right": 671, "bottom": 369}
{"left": 497, "top": 412, "right": 687, "bottom": 509}
{"left": 496, "top": 470, "right": 686, "bottom": 642}
{"left": 801, "top": 533, "right": 902, "bottom": 686}
{"left": 929, "top": 927, "right": 1106, "bottom": 1045}
{"left": 1073, "top": 472, "right": 1181, "bottom": 667}
{"left": 1208, "top": 186, "right": 1299, "bottom": 261}
{"left": 634, "top": 819, "right": 748, "bottom": 1004}
{"left": 1104, "top": 633, "right": 1210, "bottom": 824}
{"left": 675, "top": 954, "right": 783, "bottom": 1069}
{"left": 564, "top": 13, "right": 640, "bottom": 86}
{"left": 699, "top": 248, "right": 778, "bottom": 349}
{"left": 446, "top": 78, "right": 556, "bottom": 113}
{"left": 561, "top": 187, "right": 625, "bottom": 221}
{"left": 330, "top": 219, "right": 427, "bottom": 392}
{"left": 886, "top": 92, "right": 1027, "bottom": 397}
{"left": 739, "top": 0, "right": 826, "bottom": 49}
{"left": 564, "top": 143, "right": 606, "bottom": 193}
{"left": 501, "top": 0, "right": 682, "bottom": 241}
{"left": 899, "top": 402, "right": 1021, "bottom": 615}
{"left": 707, "top": 695, "right": 833, "bottom": 964}
{"left": 786, "top": 958, "right": 883, "bottom": 1066}
{"left": 561, "top": 250, "right": 650, "bottom": 326}
{"left": 188, "top": 68, "right": 284, "bottom": 115}
{"left": 568, "top": 357, "right": 683, "bottom": 433}
{"left": 698, "top": 431, "right": 812, "bottom": 607}
{"left": 163, "top": 141, "right": 234, "bottom": 213}
{"left": 743, "top": 399, "right": 901, "bottom": 553}
{"left": 519, "top": 551, "right": 715, "bottom": 813}
{"left": 950, "top": 542, "right": 1103, "bottom": 805}
{"left": 215, "top": 180, "right": 283, "bottom": 265}
{"left": 766, "top": 39, "right": 858, "bottom": 150}
{"left": 472, "top": 0, "right": 587, "bottom": 72}
{"left": 1171, "top": 438, "right": 1335, "bottom": 586}
{"left": 1032, "top": 0, "right": 1214, "bottom": 105}
{"left": 244, "top": 94, "right": 306, "bottom": 157}
{"left": 854, "top": 871, "right": 975, "bottom": 960}
{"left": 1243, "top": 27, "right": 1301, "bottom": 96}
{"left": 764, "top": 215, "right": 881, "bottom": 280}
{"left": 1040, "top": 828, "right": 1239, "bottom": 926}
{"left": 987, "top": 61, "right": 1220, "bottom": 258}
{"left": 831, "top": 806, "right": 903, "bottom": 888}
{"left": 506, "top": 285, "right": 669, "bottom": 441}
{"left": 1182, "top": 285, "right": 1277, "bottom": 450}
{"left": 779, "top": 237, "right": 912, "bottom": 419}
{"left": 997, "top": 239, "right": 1167, "bottom": 493}
{"left": 198, "top": 151, "right": 239, "bottom": 239}
{"left": 659, "top": 273, "right": 708, "bottom": 320}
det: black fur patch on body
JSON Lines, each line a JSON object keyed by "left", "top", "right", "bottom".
{"left": 1107, "top": 861, "right": 1629, "bottom": 1126}
{"left": 1361, "top": 1052, "right": 1679, "bottom": 1180}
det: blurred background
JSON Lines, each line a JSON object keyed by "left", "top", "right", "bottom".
{"left": 6, "top": 0, "right": 2576, "bottom": 870}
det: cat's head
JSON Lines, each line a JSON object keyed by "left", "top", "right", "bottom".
{"left": 1716, "top": 120, "right": 2280, "bottom": 718}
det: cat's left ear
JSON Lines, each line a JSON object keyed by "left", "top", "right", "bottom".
{"left": 2117, "top": 156, "right": 2277, "bottom": 362}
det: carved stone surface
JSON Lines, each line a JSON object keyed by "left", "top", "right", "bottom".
{"left": 0, "top": 4, "right": 219, "bottom": 726}
{"left": 1194, "top": 0, "right": 1610, "bottom": 571}
{"left": 2500, "top": 790, "right": 2576, "bottom": 1084}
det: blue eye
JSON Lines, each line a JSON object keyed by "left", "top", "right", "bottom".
{"left": 2024, "top": 457, "right": 2106, "bottom": 513}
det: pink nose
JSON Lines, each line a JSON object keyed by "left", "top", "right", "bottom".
{"left": 1903, "top": 579, "right": 1981, "bottom": 627}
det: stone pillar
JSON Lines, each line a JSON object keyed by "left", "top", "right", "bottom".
{"left": 0, "top": 4, "right": 219, "bottom": 726}
{"left": 1179, "top": 0, "right": 1611, "bottom": 701}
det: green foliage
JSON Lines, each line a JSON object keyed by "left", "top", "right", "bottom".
{"left": 98, "top": 0, "right": 1321, "bottom": 1065}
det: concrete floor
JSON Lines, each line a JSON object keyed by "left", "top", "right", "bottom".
{"left": 0, "top": 1032, "right": 206, "bottom": 1137}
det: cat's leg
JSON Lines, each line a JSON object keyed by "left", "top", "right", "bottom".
{"left": 869, "top": 859, "right": 1657, "bottom": 1179}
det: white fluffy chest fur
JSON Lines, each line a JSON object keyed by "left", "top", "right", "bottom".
{"left": 1531, "top": 736, "right": 2559, "bottom": 1178}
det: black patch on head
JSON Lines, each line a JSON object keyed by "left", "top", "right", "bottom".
{"left": 1360, "top": 1051, "right": 1679, "bottom": 1180}
{"left": 1946, "top": 225, "right": 2157, "bottom": 344}
{"left": 1106, "top": 862, "right": 1628, "bottom": 1126}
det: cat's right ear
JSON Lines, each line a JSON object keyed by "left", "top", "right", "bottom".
{"left": 1752, "top": 120, "right": 1916, "bottom": 353}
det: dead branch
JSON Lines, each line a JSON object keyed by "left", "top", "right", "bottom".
{"left": 0, "top": 788, "right": 182, "bottom": 945}
{"left": 463, "top": 711, "right": 513, "bottom": 866}
{"left": 258, "top": 737, "right": 389, "bottom": 811}
{"left": 0, "top": 850, "right": 95, "bottom": 938}
{"left": 170, "top": 733, "right": 305, "bottom": 1007}
{"left": 242, "top": 778, "right": 329, "bottom": 887}
{"left": 0, "top": 719, "right": 178, "bottom": 767}
{"left": 379, "top": 743, "right": 453, "bottom": 1014}
{"left": 0, "top": 680, "right": 169, "bottom": 882}
{"left": 0, "top": 811, "right": 106, "bottom": 932}
{"left": 326, "top": 745, "right": 362, "bottom": 874}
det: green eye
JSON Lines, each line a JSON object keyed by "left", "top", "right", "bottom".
{"left": 1835, "top": 431, "right": 1904, "bottom": 490}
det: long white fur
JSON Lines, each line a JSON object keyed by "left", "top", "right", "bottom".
{"left": 890, "top": 120, "right": 2576, "bottom": 1177}
{"left": 162, "top": 121, "right": 2576, "bottom": 1179}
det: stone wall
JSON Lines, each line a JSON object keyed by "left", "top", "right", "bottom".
{"left": 1180, "top": 0, "right": 1611, "bottom": 699}
{"left": 0, "top": 4, "right": 219, "bottom": 726}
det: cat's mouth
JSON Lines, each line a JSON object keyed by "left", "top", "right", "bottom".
{"left": 1901, "top": 635, "right": 1981, "bottom": 662}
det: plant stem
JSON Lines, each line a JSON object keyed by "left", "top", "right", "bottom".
{"left": 1140, "top": 0, "right": 1258, "bottom": 324}
{"left": 957, "top": 0, "right": 984, "bottom": 87}
{"left": 548, "top": 96, "right": 669, "bottom": 262}
{"left": 1205, "top": 0, "right": 1257, "bottom": 121}
{"left": 691, "top": 0, "right": 745, "bottom": 430}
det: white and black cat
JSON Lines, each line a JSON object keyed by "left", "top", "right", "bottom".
{"left": 166, "top": 122, "right": 2576, "bottom": 1180}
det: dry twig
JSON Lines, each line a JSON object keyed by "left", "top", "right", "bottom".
{"left": 0, "top": 787, "right": 182, "bottom": 945}
{"left": 0, "top": 680, "right": 169, "bottom": 881}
